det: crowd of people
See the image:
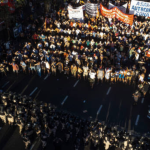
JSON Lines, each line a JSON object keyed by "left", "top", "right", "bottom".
{"left": 0, "top": 0, "right": 150, "bottom": 91}
{"left": 0, "top": 91, "right": 150, "bottom": 150}
{"left": 0, "top": 0, "right": 150, "bottom": 149}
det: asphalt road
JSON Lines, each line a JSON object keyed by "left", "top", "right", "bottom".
{"left": 0, "top": 72, "right": 150, "bottom": 150}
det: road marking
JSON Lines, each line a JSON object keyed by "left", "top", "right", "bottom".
{"left": 29, "top": 87, "right": 38, "bottom": 96}
{"left": 30, "top": 137, "right": 41, "bottom": 150}
{"left": 141, "top": 98, "right": 144, "bottom": 104}
{"left": 106, "top": 87, "right": 111, "bottom": 95}
{"left": 73, "top": 80, "right": 79, "bottom": 87}
{"left": 34, "top": 89, "right": 41, "bottom": 100}
{"left": 44, "top": 73, "right": 50, "bottom": 80}
{"left": 128, "top": 106, "right": 132, "bottom": 131}
{"left": 135, "top": 115, "right": 140, "bottom": 126}
{"left": 97, "top": 105, "right": 103, "bottom": 115}
{"left": 6, "top": 81, "right": 16, "bottom": 92}
{"left": 30, "top": 141, "right": 36, "bottom": 150}
{"left": 21, "top": 75, "right": 36, "bottom": 95}
{"left": 2, "top": 81, "right": 9, "bottom": 88}
{"left": 106, "top": 102, "right": 111, "bottom": 121}
{"left": 61, "top": 95, "right": 68, "bottom": 105}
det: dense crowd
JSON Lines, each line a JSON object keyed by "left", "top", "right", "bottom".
{"left": 0, "top": 1, "right": 150, "bottom": 90}
{"left": 0, "top": 0, "right": 150, "bottom": 149}
{"left": 0, "top": 91, "right": 150, "bottom": 150}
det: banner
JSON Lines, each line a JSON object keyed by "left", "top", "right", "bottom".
{"left": 100, "top": 4, "right": 134, "bottom": 25}
{"left": 101, "top": 4, "right": 116, "bottom": 18}
{"left": 86, "top": 3, "right": 99, "bottom": 16}
{"left": 68, "top": 6, "right": 84, "bottom": 20}
{"left": 130, "top": 1, "right": 150, "bottom": 17}
{"left": 108, "top": 2, "right": 128, "bottom": 13}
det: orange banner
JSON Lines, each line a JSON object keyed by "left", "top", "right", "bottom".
{"left": 100, "top": 4, "right": 134, "bottom": 25}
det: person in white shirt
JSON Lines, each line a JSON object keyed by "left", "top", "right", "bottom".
{"left": 50, "top": 44, "right": 56, "bottom": 51}
{"left": 105, "top": 68, "right": 110, "bottom": 82}
{"left": 135, "top": 52, "right": 139, "bottom": 63}
{"left": 57, "top": 22, "right": 61, "bottom": 29}
{"left": 97, "top": 66, "right": 104, "bottom": 84}
{"left": 45, "top": 61, "right": 50, "bottom": 74}
{"left": 83, "top": 64, "right": 89, "bottom": 80}
{"left": 68, "top": 29, "right": 71, "bottom": 35}
{"left": 73, "top": 22, "right": 76, "bottom": 28}
{"left": 89, "top": 69, "right": 96, "bottom": 89}
{"left": 76, "top": 29, "right": 80, "bottom": 37}
{"left": 91, "top": 39, "right": 95, "bottom": 46}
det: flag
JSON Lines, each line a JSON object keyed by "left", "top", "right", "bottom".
{"left": 96, "top": 6, "right": 99, "bottom": 18}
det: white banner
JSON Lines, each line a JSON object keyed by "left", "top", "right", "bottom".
{"left": 130, "top": 1, "right": 150, "bottom": 17}
{"left": 68, "top": 6, "right": 84, "bottom": 20}
{"left": 86, "top": 3, "right": 98, "bottom": 16}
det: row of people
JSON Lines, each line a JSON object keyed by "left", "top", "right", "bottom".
{"left": 0, "top": 59, "right": 146, "bottom": 88}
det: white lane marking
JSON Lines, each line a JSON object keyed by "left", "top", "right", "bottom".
{"left": 29, "top": 87, "right": 38, "bottom": 96}
{"left": 135, "top": 115, "right": 140, "bottom": 126}
{"left": 141, "top": 98, "right": 144, "bottom": 104}
{"left": 21, "top": 84, "right": 29, "bottom": 95}
{"left": 34, "top": 89, "right": 41, "bottom": 100}
{"left": 6, "top": 81, "right": 16, "bottom": 92}
{"left": 106, "top": 87, "right": 111, "bottom": 95}
{"left": 97, "top": 105, "right": 103, "bottom": 115}
{"left": 30, "top": 141, "right": 37, "bottom": 150}
{"left": 21, "top": 75, "right": 36, "bottom": 95}
{"left": 106, "top": 102, "right": 111, "bottom": 121}
{"left": 61, "top": 95, "right": 68, "bottom": 105}
{"left": 73, "top": 80, "right": 79, "bottom": 87}
{"left": 2, "top": 81, "right": 9, "bottom": 88}
{"left": 44, "top": 73, "right": 50, "bottom": 80}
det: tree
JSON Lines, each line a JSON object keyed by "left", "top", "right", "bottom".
{"left": 0, "top": 5, "right": 11, "bottom": 40}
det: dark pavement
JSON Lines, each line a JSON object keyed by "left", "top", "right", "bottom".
{"left": 0, "top": 72, "right": 150, "bottom": 150}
